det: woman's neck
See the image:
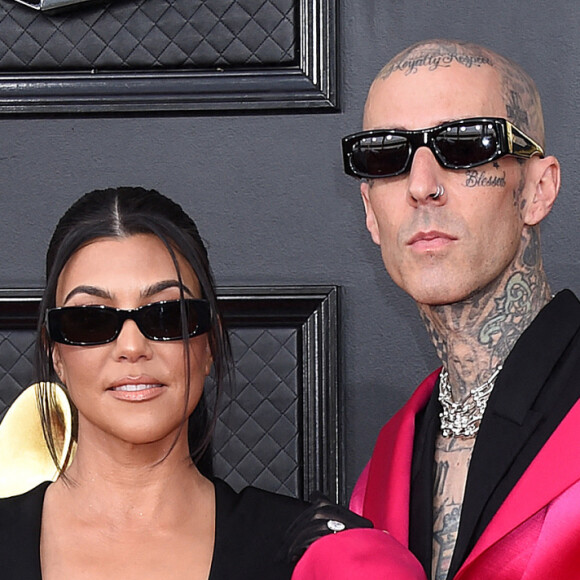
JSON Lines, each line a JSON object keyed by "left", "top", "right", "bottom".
{"left": 53, "top": 433, "right": 207, "bottom": 526}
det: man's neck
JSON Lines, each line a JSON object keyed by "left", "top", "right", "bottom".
{"left": 417, "top": 227, "right": 551, "bottom": 401}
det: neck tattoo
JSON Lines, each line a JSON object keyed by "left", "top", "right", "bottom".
{"left": 438, "top": 366, "right": 503, "bottom": 438}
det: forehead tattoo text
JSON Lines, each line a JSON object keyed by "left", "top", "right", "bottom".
{"left": 382, "top": 50, "right": 492, "bottom": 78}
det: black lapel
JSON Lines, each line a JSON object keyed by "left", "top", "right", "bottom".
{"left": 409, "top": 384, "right": 440, "bottom": 577}
{"left": 448, "top": 290, "right": 580, "bottom": 577}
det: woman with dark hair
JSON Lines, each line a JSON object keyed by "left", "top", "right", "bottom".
{"left": 0, "top": 187, "right": 314, "bottom": 579}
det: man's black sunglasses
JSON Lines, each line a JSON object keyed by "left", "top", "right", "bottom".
{"left": 46, "top": 299, "right": 211, "bottom": 346}
{"left": 342, "top": 117, "right": 544, "bottom": 179}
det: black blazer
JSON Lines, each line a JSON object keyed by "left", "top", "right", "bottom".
{"left": 0, "top": 478, "right": 309, "bottom": 579}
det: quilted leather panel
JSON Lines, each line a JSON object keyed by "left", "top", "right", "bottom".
{"left": 213, "top": 327, "right": 299, "bottom": 496}
{"left": 0, "top": 0, "right": 296, "bottom": 71}
{"left": 0, "top": 330, "right": 36, "bottom": 421}
{"left": 0, "top": 325, "right": 300, "bottom": 495}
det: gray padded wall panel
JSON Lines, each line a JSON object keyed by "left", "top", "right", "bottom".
{"left": 0, "top": 0, "right": 296, "bottom": 70}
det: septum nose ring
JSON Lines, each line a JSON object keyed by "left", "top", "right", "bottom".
{"left": 432, "top": 185, "right": 445, "bottom": 199}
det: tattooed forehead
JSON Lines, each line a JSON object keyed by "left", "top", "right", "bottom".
{"left": 375, "top": 40, "right": 545, "bottom": 146}
{"left": 379, "top": 43, "right": 493, "bottom": 79}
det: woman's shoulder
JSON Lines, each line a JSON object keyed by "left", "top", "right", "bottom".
{"left": 0, "top": 482, "right": 48, "bottom": 579}
{"left": 0, "top": 482, "right": 49, "bottom": 530}
{"left": 214, "top": 479, "right": 310, "bottom": 532}
{"left": 211, "top": 478, "right": 310, "bottom": 580}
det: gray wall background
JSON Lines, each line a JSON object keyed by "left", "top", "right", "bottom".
{"left": 1, "top": 0, "right": 579, "bottom": 497}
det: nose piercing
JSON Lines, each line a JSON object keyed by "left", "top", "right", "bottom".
{"left": 432, "top": 185, "right": 445, "bottom": 199}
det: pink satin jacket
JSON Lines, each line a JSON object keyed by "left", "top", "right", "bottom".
{"left": 295, "top": 368, "right": 580, "bottom": 579}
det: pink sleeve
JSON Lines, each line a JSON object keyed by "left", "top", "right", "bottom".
{"left": 292, "top": 528, "right": 427, "bottom": 580}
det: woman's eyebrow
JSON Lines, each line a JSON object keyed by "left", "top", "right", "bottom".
{"left": 142, "top": 280, "right": 195, "bottom": 298}
{"left": 63, "top": 285, "right": 111, "bottom": 304}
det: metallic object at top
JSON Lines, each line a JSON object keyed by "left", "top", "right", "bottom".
{"left": 11, "top": 0, "right": 97, "bottom": 11}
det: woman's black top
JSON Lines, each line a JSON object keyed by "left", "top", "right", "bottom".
{"left": 0, "top": 478, "right": 309, "bottom": 579}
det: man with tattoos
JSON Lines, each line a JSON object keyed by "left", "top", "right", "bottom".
{"left": 294, "top": 39, "right": 580, "bottom": 580}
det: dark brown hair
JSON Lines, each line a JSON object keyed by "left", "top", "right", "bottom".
{"left": 35, "top": 186, "right": 231, "bottom": 474}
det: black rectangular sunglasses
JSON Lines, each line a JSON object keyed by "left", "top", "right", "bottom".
{"left": 46, "top": 299, "right": 211, "bottom": 346}
{"left": 342, "top": 117, "right": 544, "bottom": 179}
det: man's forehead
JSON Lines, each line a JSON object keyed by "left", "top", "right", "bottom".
{"left": 382, "top": 43, "right": 493, "bottom": 78}
{"left": 363, "top": 62, "right": 503, "bottom": 130}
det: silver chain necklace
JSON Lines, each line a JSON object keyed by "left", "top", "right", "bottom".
{"left": 438, "top": 365, "right": 502, "bottom": 438}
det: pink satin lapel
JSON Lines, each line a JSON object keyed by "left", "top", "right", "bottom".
{"left": 520, "top": 480, "right": 580, "bottom": 578}
{"left": 457, "top": 483, "right": 580, "bottom": 579}
{"left": 454, "top": 509, "right": 545, "bottom": 579}
{"left": 361, "top": 369, "right": 439, "bottom": 546}
{"left": 460, "top": 398, "right": 580, "bottom": 574}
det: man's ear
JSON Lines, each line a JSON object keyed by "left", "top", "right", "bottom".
{"left": 360, "top": 181, "right": 381, "bottom": 246}
{"left": 522, "top": 155, "right": 561, "bottom": 226}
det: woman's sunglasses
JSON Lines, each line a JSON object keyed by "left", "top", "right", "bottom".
{"left": 342, "top": 117, "right": 544, "bottom": 179}
{"left": 46, "top": 299, "right": 211, "bottom": 346}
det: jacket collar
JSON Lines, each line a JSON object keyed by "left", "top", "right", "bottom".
{"left": 462, "top": 395, "right": 580, "bottom": 570}
{"left": 451, "top": 290, "right": 580, "bottom": 573}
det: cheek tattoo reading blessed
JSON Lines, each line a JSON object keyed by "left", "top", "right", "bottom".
{"left": 393, "top": 52, "right": 491, "bottom": 76}
{"left": 465, "top": 170, "right": 506, "bottom": 188}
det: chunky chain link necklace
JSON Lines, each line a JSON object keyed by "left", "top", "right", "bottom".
{"left": 438, "top": 365, "right": 503, "bottom": 438}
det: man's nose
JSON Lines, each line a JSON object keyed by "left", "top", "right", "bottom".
{"left": 406, "top": 147, "right": 447, "bottom": 205}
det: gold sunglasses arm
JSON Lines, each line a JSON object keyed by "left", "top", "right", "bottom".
{"left": 506, "top": 121, "right": 545, "bottom": 158}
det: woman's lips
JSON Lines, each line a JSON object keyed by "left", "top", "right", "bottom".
{"left": 111, "top": 383, "right": 162, "bottom": 392}
{"left": 108, "top": 378, "right": 165, "bottom": 402}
